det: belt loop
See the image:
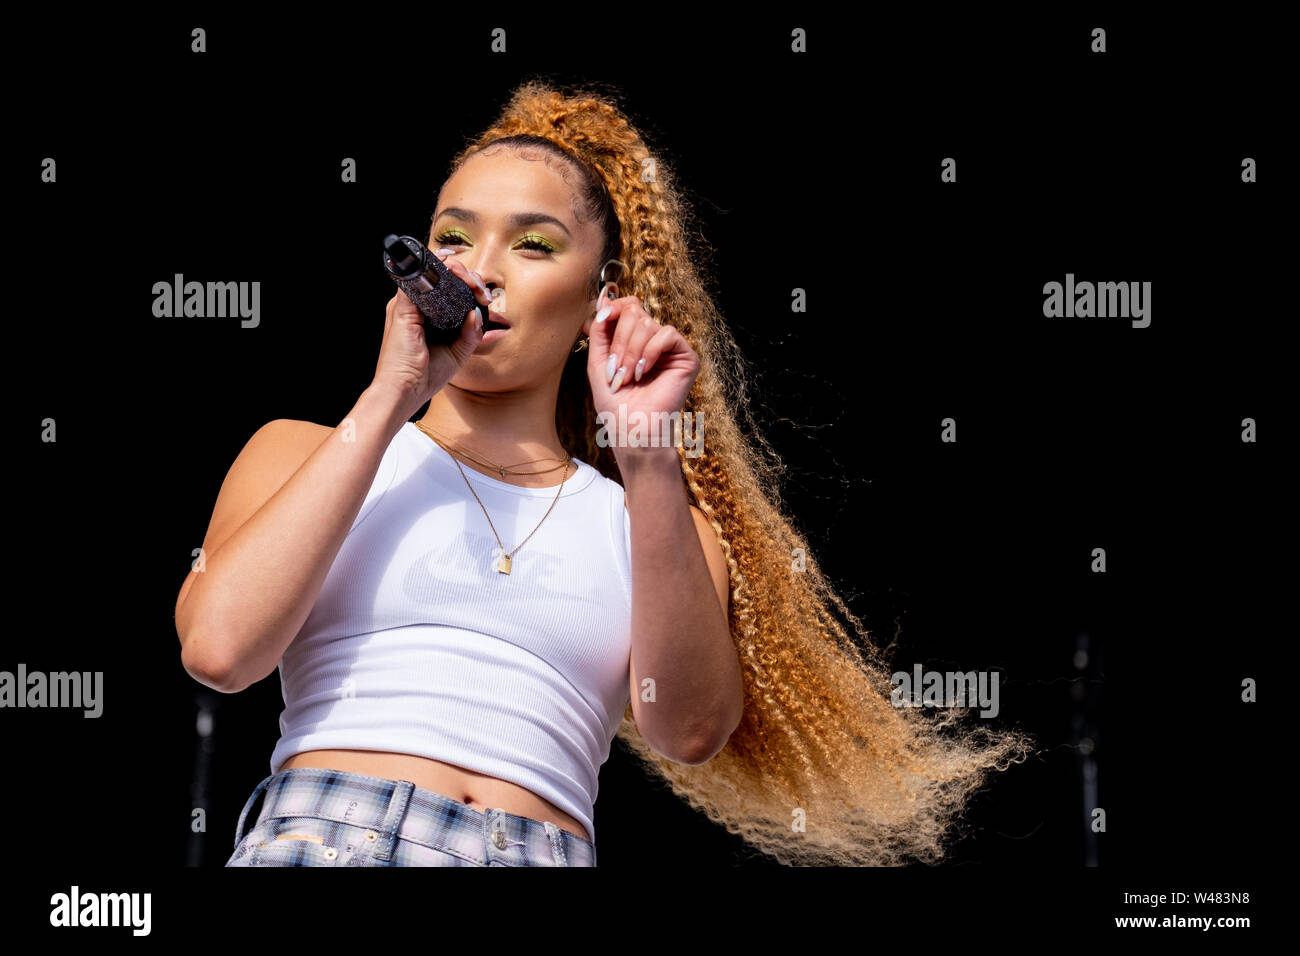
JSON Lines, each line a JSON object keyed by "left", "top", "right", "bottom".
{"left": 232, "top": 773, "right": 275, "bottom": 850}
{"left": 371, "top": 779, "right": 414, "bottom": 862}
{"left": 543, "top": 821, "right": 568, "bottom": 867}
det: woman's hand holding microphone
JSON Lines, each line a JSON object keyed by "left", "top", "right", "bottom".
{"left": 371, "top": 250, "right": 493, "bottom": 421}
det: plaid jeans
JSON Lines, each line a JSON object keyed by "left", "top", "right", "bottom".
{"left": 225, "top": 767, "right": 596, "bottom": 867}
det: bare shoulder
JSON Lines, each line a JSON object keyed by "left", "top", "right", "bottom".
{"left": 175, "top": 417, "right": 336, "bottom": 623}
{"left": 203, "top": 418, "right": 334, "bottom": 552}
{"left": 244, "top": 418, "right": 334, "bottom": 474}
{"left": 264, "top": 417, "right": 335, "bottom": 451}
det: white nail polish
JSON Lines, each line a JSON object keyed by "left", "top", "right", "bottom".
{"left": 610, "top": 366, "right": 627, "bottom": 393}
{"left": 469, "top": 271, "right": 491, "bottom": 299}
{"left": 606, "top": 354, "right": 618, "bottom": 383}
{"left": 595, "top": 306, "right": 611, "bottom": 324}
{"left": 634, "top": 358, "right": 646, "bottom": 382}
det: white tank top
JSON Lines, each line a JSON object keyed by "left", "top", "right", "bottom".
{"left": 269, "top": 421, "right": 633, "bottom": 843}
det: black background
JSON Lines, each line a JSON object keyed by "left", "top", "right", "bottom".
{"left": 9, "top": 7, "right": 1277, "bottom": 937}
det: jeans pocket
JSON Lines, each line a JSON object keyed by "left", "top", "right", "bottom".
{"left": 226, "top": 816, "right": 370, "bottom": 867}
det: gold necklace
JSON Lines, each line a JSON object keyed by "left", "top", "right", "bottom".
{"left": 413, "top": 420, "right": 573, "bottom": 575}
{"left": 413, "top": 419, "right": 570, "bottom": 478}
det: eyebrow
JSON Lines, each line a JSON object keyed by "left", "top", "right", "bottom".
{"left": 433, "top": 206, "right": 573, "bottom": 239}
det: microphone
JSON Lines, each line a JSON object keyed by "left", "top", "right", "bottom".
{"left": 382, "top": 234, "right": 493, "bottom": 344}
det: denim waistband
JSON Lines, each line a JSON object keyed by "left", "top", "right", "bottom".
{"left": 233, "top": 766, "right": 596, "bottom": 866}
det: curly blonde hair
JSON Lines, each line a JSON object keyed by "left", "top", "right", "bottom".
{"left": 439, "top": 78, "right": 1036, "bottom": 866}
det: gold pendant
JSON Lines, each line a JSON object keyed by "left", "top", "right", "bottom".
{"left": 496, "top": 553, "right": 512, "bottom": 574}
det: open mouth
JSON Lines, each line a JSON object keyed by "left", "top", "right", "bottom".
{"left": 483, "top": 290, "right": 508, "bottom": 332}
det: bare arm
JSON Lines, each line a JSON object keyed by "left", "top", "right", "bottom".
{"left": 175, "top": 383, "right": 411, "bottom": 693}
{"left": 623, "top": 449, "right": 742, "bottom": 764}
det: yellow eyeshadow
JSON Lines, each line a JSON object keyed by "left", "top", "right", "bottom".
{"left": 520, "top": 233, "right": 556, "bottom": 251}
{"left": 433, "top": 229, "right": 556, "bottom": 252}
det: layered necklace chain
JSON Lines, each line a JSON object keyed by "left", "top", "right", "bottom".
{"left": 413, "top": 419, "right": 573, "bottom": 575}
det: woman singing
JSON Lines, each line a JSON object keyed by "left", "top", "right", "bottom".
{"left": 175, "top": 80, "right": 1031, "bottom": 867}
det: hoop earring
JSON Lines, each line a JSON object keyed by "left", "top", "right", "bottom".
{"left": 599, "top": 259, "right": 627, "bottom": 301}
{"left": 577, "top": 260, "right": 624, "bottom": 354}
